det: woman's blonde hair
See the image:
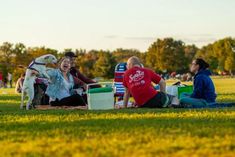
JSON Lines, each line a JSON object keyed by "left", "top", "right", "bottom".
{"left": 57, "top": 57, "right": 71, "bottom": 69}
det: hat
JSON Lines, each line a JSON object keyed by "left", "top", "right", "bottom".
{"left": 65, "top": 51, "right": 77, "bottom": 58}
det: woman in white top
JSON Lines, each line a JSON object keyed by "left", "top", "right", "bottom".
{"left": 46, "top": 57, "right": 86, "bottom": 106}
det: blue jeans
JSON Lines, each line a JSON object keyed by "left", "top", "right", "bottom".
{"left": 179, "top": 92, "right": 209, "bottom": 108}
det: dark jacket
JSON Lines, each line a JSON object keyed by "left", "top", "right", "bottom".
{"left": 191, "top": 69, "right": 216, "bottom": 102}
{"left": 70, "top": 67, "right": 101, "bottom": 89}
{"left": 70, "top": 67, "right": 96, "bottom": 84}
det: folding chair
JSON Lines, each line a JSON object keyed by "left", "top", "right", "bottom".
{"left": 113, "top": 63, "right": 127, "bottom": 103}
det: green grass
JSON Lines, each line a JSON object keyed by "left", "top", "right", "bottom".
{"left": 0, "top": 78, "right": 235, "bottom": 157}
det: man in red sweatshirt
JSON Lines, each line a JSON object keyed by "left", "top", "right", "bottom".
{"left": 123, "top": 56, "right": 171, "bottom": 108}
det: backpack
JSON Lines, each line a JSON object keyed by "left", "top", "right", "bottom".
{"left": 32, "top": 83, "right": 49, "bottom": 107}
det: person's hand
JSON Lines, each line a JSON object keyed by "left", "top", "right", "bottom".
{"left": 31, "top": 70, "right": 39, "bottom": 76}
{"left": 83, "top": 84, "right": 88, "bottom": 90}
{"left": 47, "top": 79, "right": 52, "bottom": 84}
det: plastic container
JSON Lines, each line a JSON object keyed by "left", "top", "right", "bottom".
{"left": 177, "top": 85, "right": 193, "bottom": 98}
{"left": 87, "top": 83, "right": 114, "bottom": 110}
{"left": 166, "top": 85, "right": 178, "bottom": 96}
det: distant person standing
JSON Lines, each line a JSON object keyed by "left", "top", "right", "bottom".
{"left": 3, "top": 76, "right": 8, "bottom": 88}
{"left": 0, "top": 72, "right": 3, "bottom": 88}
{"left": 7, "top": 72, "right": 13, "bottom": 88}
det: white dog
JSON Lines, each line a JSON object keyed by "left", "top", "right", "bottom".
{"left": 21, "top": 54, "right": 57, "bottom": 110}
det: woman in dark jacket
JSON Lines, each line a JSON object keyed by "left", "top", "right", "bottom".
{"left": 180, "top": 58, "right": 217, "bottom": 107}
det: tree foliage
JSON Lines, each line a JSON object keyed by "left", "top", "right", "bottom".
{"left": 196, "top": 37, "right": 235, "bottom": 74}
{"left": 146, "top": 38, "right": 188, "bottom": 73}
{"left": 0, "top": 37, "right": 235, "bottom": 82}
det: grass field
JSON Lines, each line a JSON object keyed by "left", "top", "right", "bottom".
{"left": 0, "top": 78, "right": 235, "bottom": 157}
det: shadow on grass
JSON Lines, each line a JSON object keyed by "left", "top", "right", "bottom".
{"left": 0, "top": 107, "right": 234, "bottom": 116}
{"left": 0, "top": 117, "right": 235, "bottom": 140}
{"left": 0, "top": 95, "right": 21, "bottom": 101}
{"left": 0, "top": 104, "right": 235, "bottom": 116}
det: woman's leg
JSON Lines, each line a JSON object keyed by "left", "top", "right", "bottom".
{"left": 51, "top": 94, "right": 86, "bottom": 106}
{"left": 179, "top": 92, "right": 191, "bottom": 99}
{"left": 180, "top": 96, "right": 208, "bottom": 108}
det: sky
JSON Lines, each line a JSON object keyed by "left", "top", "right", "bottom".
{"left": 0, "top": 0, "right": 235, "bottom": 52}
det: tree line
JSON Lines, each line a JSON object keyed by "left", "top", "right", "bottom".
{"left": 0, "top": 37, "right": 235, "bottom": 81}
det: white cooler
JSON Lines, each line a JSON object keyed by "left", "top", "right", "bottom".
{"left": 87, "top": 83, "right": 114, "bottom": 110}
{"left": 166, "top": 85, "right": 178, "bottom": 97}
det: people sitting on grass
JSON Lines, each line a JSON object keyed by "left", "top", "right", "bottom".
{"left": 0, "top": 71, "right": 3, "bottom": 88}
{"left": 64, "top": 51, "right": 101, "bottom": 102}
{"left": 45, "top": 57, "right": 86, "bottom": 107}
{"left": 15, "top": 73, "right": 25, "bottom": 93}
{"left": 179, "top": 58, "right": 217, "bottom": 107}
{"left": 122, "top": 56, "right": 176, "bottom": 108}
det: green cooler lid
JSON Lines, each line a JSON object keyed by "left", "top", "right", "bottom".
{"left": 88, "top": 87, "right": 113, "bottom": 94}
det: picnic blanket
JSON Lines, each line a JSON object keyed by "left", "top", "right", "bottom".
{"left": 35, "top": 103, "right": 235, "bottom": 110}
{"left": 36, "top": 105, "right": 88, "bottom": 110}
{"left": 180, "top": 102, "right": 235, "bottom": 109}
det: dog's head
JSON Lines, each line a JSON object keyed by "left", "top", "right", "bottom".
{"left": 37, "top": 54, "right": 58, "bottom": 64}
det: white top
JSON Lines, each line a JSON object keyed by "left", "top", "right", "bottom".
{"left": 7, "top": 73, "right": 12, "bottom": 81}
{"left": 55, "top": 77, "right": 73, "bottom": 101}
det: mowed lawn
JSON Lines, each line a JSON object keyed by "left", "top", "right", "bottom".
{"left": 0, "top": 78, "right": 235, "bottom": 157}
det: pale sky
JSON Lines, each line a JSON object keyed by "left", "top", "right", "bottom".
{"left": 0, "top": 0, "right": 235, "bottom": 52}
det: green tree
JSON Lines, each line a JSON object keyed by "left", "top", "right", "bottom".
{"left": 27, "top": 47, "right": 58, "bottom": 59}
{"left": 224, "top": 53, "right": 235, "bottom": 75}
{"left": 75, "top": 50, "right": 99, "bottom": 78}
{"left": 12, "top": 43, "right": 28, "bottom": 82}
{"left": 196, "top": 44, "right": 219, "bottom": 72}
{"left": 184, "top": 44, "right": 198, "bottom": 64}
{"left": 0, "top": 42, "right": 15, "bottom": 76}
{"left": 112, "top": 48, "right": 142, "bottom": 63}
{"left": 146, "top": 38, "right": 187, "bottom": 73}
{"left": 93, "top": 51, "right": 116, "bottom": 78}
{"left": 195, "top": 37, "right": 235, "bottom": 74}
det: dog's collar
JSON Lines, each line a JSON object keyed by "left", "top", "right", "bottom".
{"left": 33, "top": 60, "right": 46, "bottom": 65}
{"left": 27, "top": 59, "right": 46, "bottom": 71}
{"left": 28, "top": 67, "right": 40, "bottom": 73}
